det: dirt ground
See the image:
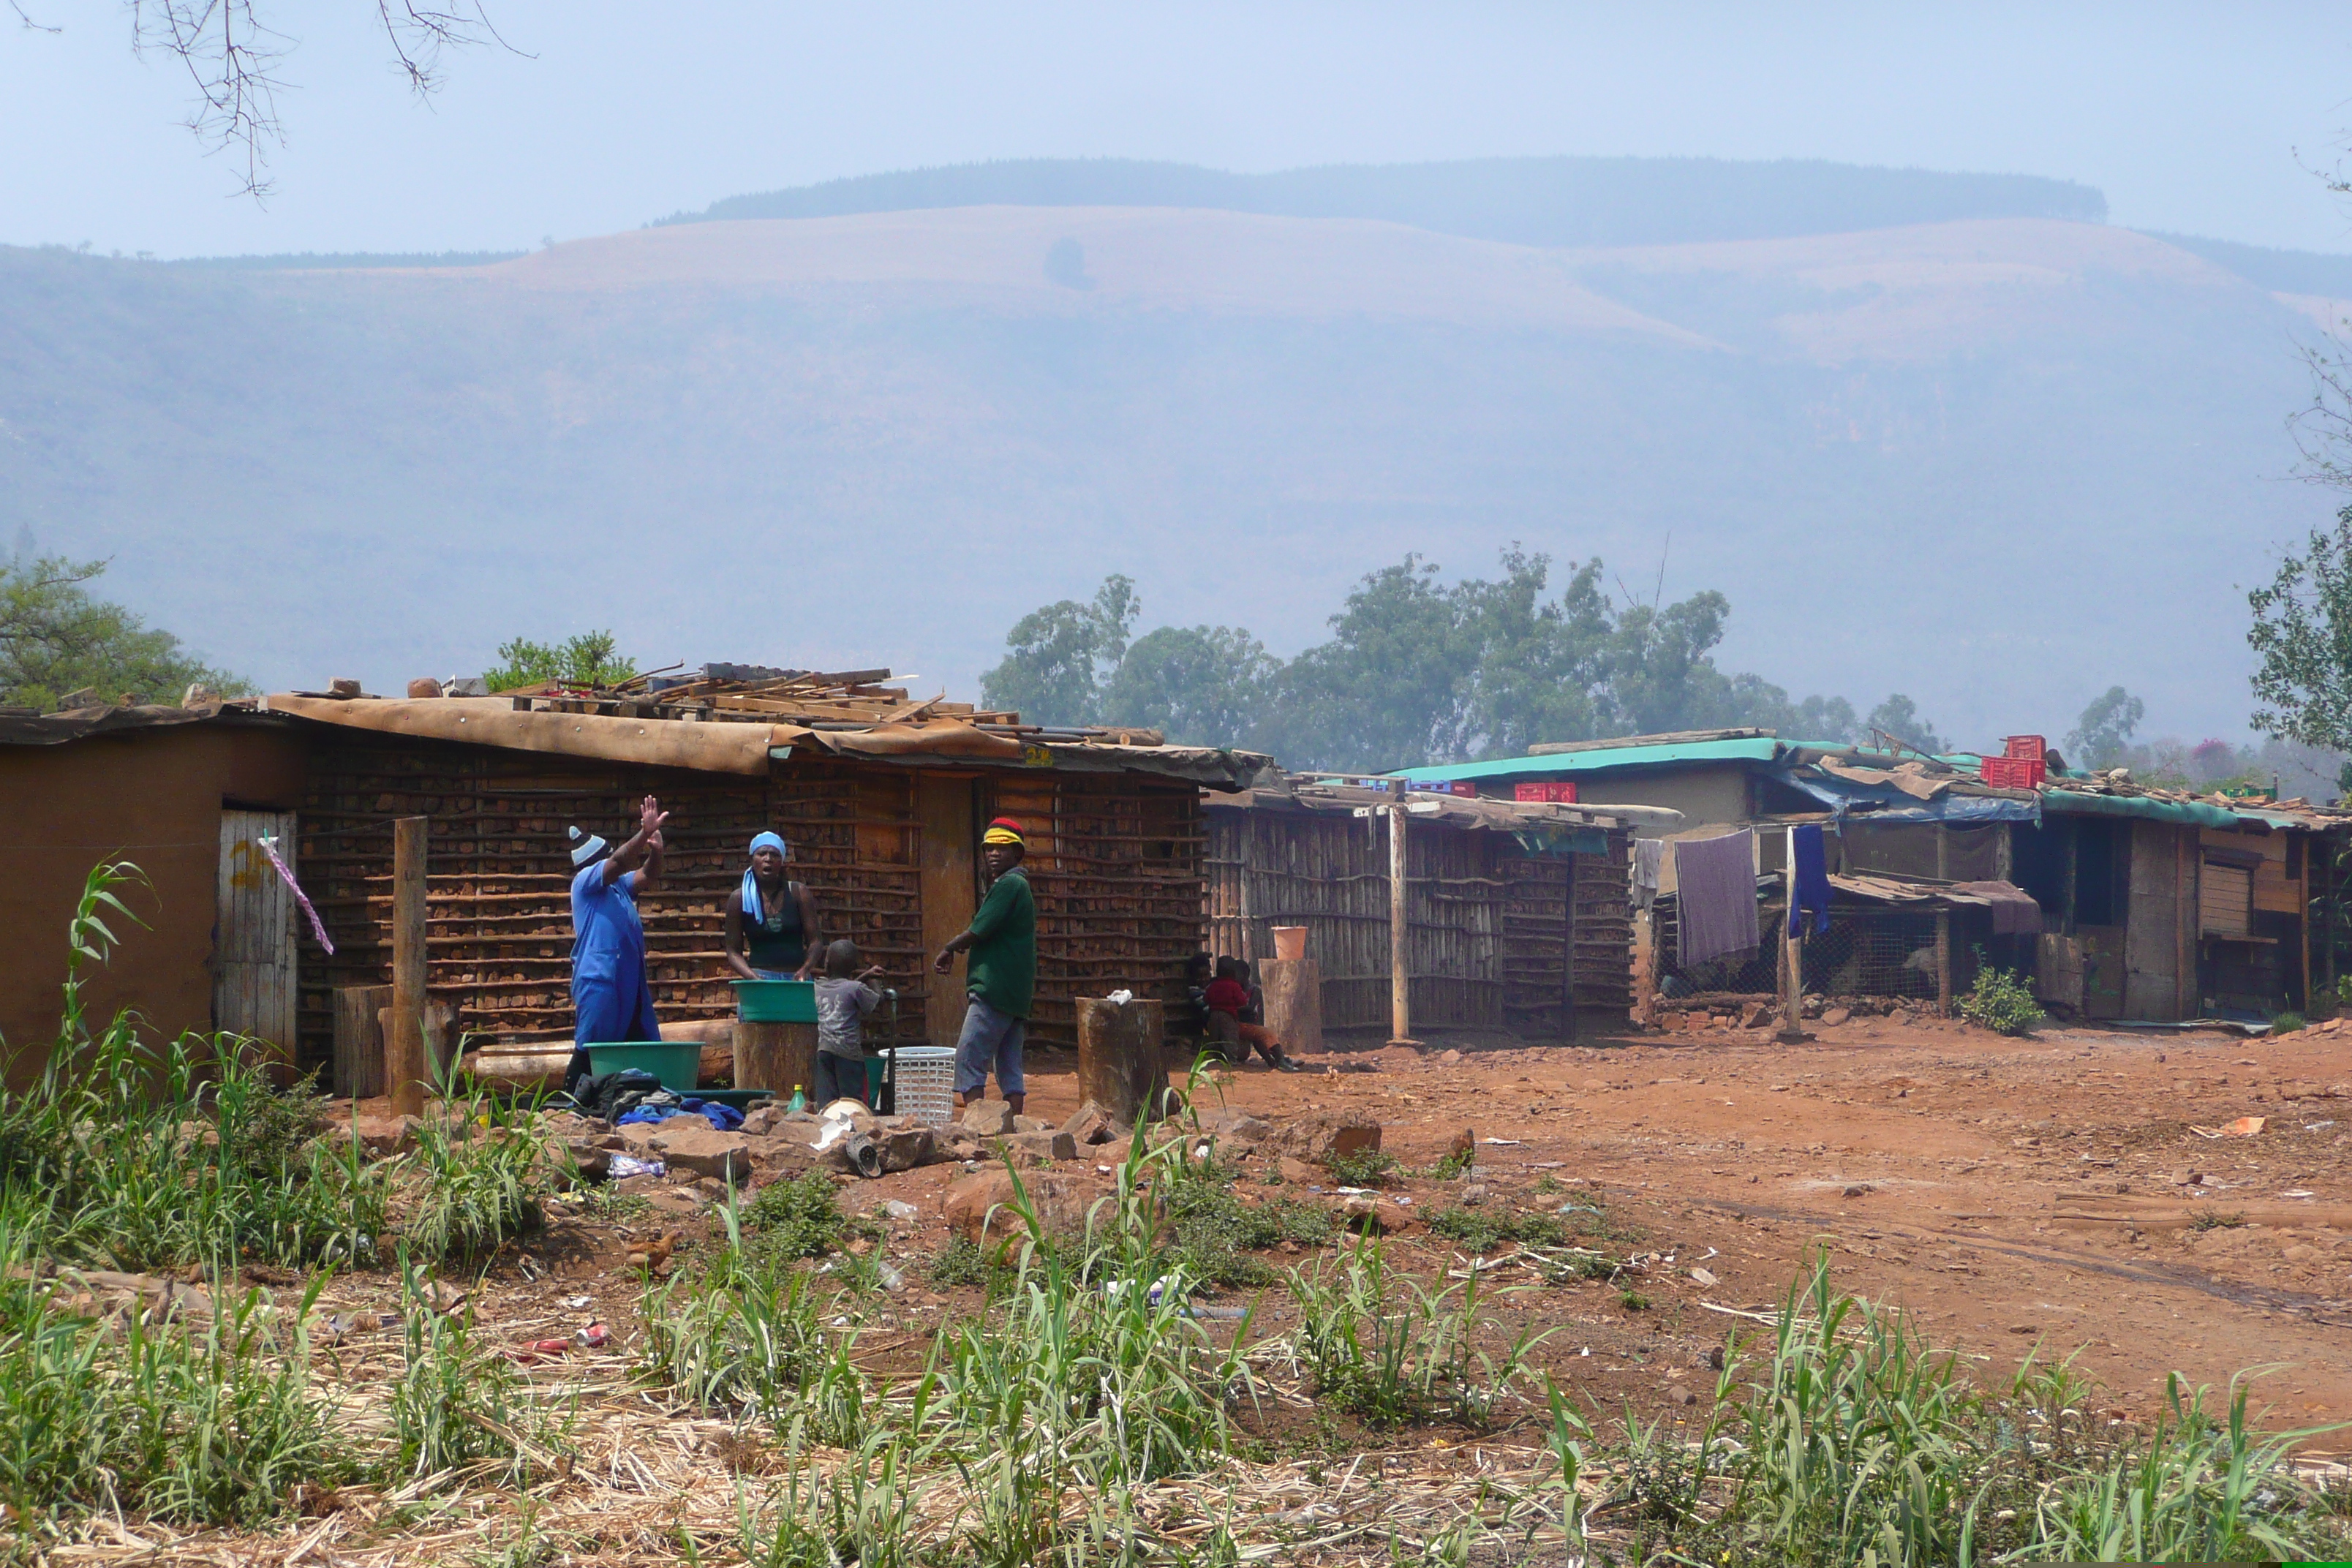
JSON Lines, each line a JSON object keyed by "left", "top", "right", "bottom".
{"left": 853, "top": 1013, "right": 2352, "bottom": 1442}
{"left": 333, "top": 1013, "right": 2352, "bottom": 1444}
{"left": 1182, "top": 1014, "right": 2352, "bottom": 1436}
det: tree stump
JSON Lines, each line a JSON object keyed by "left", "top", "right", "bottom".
{"left": 734, "top": 1019, "right": 818, "bottom": 1099}
{"left": 1075, "top": 998, "right": 1168, "bottom": 1126}
{"left": 333, "top": 984, "right": 391, "bottom": 1100}
{"left": 1259, "top": 958, "right": 1323, "bottom": 1055}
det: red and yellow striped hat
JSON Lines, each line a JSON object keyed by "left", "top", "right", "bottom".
{"left": 982, "top": 817, "right": 1025, "bottom": 846}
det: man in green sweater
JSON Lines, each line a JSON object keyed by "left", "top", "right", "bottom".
{"left": 935, "top": 815, "right": 1038, "bottom": 1114}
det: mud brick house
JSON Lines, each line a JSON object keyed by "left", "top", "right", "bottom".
{"left": 1, "top": 674, "right": 1264, "bottom": 1087}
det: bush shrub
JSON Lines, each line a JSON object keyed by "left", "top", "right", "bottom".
{"left": 1957, "top": 954, "right": 2045, "bottom": 1036}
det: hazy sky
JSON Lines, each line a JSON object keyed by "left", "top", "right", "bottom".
{"left": 4, "top": 2, "right": 2350, "bottom": 257}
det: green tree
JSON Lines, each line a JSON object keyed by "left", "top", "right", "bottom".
{"left": 984, "top": 549, "right": 1874, "bottom": 771}
{"left": 481, "top": 630, "right": 635, "bottom": 692}
{"left": 1261, "top": 557, "right": 1469, "bottom": 769}
{"left": 978, "top": 575, "right": 1137, "bottom": 726}
{"left": 1794, "top": 693, "right": 1861, "bottom": 743}
{"left": 0, "top": 553, "right": 249, "bottom": 711}
{"left": 2065, "top": 685, "right": 2145, "bottom": 769}
{"left": 1101, "top": 624, "right": 1274, "bottom": 747}
{"left": 1452, "top": 549, "right": 1614, "bottom": 756}
{"left": 1599, "top": 589, "right": 1734, "bottom": 736}
{"left": 1863, "top": 693, "right": 1948, "bottom": 755}
{"left": 2250, "top": 506, "right": 2352, "bottom": 792}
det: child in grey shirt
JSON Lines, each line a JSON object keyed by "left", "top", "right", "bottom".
{"left": 813, "top": 938, "right": 885, "bottom": 1106}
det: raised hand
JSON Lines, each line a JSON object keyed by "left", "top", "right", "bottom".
{"left": 639, "top": 794, "right": 670, "bottom": 837}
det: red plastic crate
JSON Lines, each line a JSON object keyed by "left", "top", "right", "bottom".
{"left": 1980, "top": 755, "right": 2046, "bottom": 790}
{"left": 2002, "top": 734, "right": 2046, "bottom": 761}
{"left": 1513, "top": 780, "right": 1579, "bottom": 804}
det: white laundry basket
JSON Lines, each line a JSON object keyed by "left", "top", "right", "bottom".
{"left": 883, "top": 1046, "right": 957, "bottom": 1128}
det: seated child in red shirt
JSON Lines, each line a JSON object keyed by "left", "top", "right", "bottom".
{"left": 1205, "top": 955, "right": 1289, "bottom": 1068}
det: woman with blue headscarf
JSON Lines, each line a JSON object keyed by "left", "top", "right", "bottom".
{"left": 724, "top": 831, "right": 822, "bottom": 981}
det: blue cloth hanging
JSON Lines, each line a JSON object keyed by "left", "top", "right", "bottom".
{"left": 1787, "top": 823, "right": 1832, "bottom": 938}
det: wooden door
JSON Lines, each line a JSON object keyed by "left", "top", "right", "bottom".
{"left": 916, "top": 777, "right": 979, "bottom": 1049}
{"left": 2124, "top": 822, "right": 2185, "bottom": 1020}
{"left": 216, "top": 809, "right": 299, "bottom": 1078}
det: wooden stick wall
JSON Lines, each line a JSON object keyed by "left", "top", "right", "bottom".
{"left": 295, "top": 738, "right": 1206, "bottom": 1072}
{"left": 987, "top": 774, "right": 1207, "bottom": 1042}
{"left": 1205, "top": 807, "right": 1632, "bottom": 1033}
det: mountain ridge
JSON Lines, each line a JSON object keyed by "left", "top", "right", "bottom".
{"left": 0, "top": 202, "right": 2327, "bottom": 753}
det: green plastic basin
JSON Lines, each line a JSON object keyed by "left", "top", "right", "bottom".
{"left": 734, "top": 978, "right": 818, "bottom": 1023}
{"left": 581, "top": 1040, "right": 700, "bottom": 1091}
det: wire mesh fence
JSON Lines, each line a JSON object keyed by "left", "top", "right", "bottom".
{"left": 1654, "top": 896, "right": 1972, "bottom": 1002}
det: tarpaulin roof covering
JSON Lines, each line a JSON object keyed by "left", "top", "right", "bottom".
{"left": 2038, "top": 788, "right": 2244, "bottom": 830}
{"left": 1778, "top": 767, "right": 2040, "bottom": 825}
{"left": 260, "top": 694, "right": 1267, "bottom": 787}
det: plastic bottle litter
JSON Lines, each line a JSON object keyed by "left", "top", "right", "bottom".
{"left": 788, "top": 1084, "right": 807, "bottom": 1114}
{"left": 875, "top": 1260, "right": 905, "bottom": 1293}
{"left": 884, "top": 1200, "right": 920, "bottom": 1222}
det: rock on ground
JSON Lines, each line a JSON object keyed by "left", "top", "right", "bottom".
{"left": 1060, "top": 1101, "right": 1132, "bottom": 1146}
{"left": 1275, "top": 1113, "right": 1382, "bottom": 1161}
{"left": 943, "top": 1168, "right": 1103, "bottom": 1244}
{"left": 647, "top": 1124, "right": 751, "bottom": 1183}
{"left": 961, "top": 1100, "right": 1017, "bottom": 1136}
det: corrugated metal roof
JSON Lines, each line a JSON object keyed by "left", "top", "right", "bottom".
{"left": 1395, "top": 736, "right": 1782, "bottom": 783}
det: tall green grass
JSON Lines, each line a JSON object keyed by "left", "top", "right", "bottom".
{"left": 1287, "top": 1235, "right": 1547, "bottom": 1428}
{"left": 1, "top": 862, "right": 556, "bottom": 1272}
{"left": 1594, "top": 1256, "right": 2352, "bottom": 1566}
{"left": 0, "top": 1220, "right": 351, "bottom": 1528}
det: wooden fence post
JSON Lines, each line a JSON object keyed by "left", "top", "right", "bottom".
{"left": 1389, "top": 801, "right": 1411, "bottom": 1044}
{"left": 389, "top": 816, "right": 429, "bottom": 1117}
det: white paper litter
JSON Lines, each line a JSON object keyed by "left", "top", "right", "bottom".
{"left": 1107, "top": 988, "right": 1134, "bottom": 1005}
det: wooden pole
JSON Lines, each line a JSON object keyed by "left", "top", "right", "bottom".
{"left": 389, "top": 816, "right": 428, "bottom": 1117}
{"left": 1779, "top": 826, "right": 1806, "bottom": 1041}
{"left": 1389, "top": 799, "right": 1411, "bottom": 1044}
{"left": 1934, "top": 908, "right": 1953, "bottom": 1017}
{"left": 1560, "top": 850, "right": 1579, "bottom": 1042}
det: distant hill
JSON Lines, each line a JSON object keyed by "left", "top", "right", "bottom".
{"left": 163, "top": 249, "right": 527, "bottom": 270}
{"left": 0, "top": 194, "right": 2334, "bottom": 752}
{"left": 2135, "top": 231, "right": 2352, "bottom": 299}
{"left": 660, "top": 155, "right": 2107, "bottom": 249}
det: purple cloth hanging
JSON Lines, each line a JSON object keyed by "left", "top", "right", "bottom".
{"left": 1676, "top": 829, "right": 1759, "bottom": 968}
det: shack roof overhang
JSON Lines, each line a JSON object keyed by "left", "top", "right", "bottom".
{"left": 257, "top": 696, "right": 1268, "bottom": 788}
{"left": 1394, "top": 735, "right": 1784, "bottom": 785}
{"left": 0, "top": 697, "right": 1268, "bottom": 790}
{"left": 1209, "top": 780, "right": 1679, "bottom": 854}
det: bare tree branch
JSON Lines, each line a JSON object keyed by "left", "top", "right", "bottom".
{"left": 6, "top": 4, "right": 524, "bottom": 199}
{"left": 372, "top": 0, "right": 524, "bottom": 97}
